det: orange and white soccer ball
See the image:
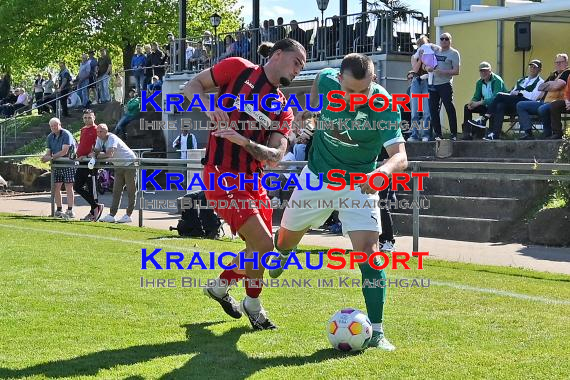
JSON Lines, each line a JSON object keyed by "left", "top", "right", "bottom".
{"left": 327, "top": 308, "right": 373, "bottom": 352}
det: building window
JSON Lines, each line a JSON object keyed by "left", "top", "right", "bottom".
{"left": 458, "top": 0, "right": 482, "bottom": 11}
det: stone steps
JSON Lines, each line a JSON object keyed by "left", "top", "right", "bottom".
{"left": 394, "top": 193, "right": 525, "bottom": 220}
{"left": 391, "top": 213, "right": 511, "bottom": 243}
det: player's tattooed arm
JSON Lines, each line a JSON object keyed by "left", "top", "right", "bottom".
{"left": 243, "top": 132, "right": 288, "bottom": 166}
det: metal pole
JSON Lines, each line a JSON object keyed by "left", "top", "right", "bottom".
{"left": 138, "top": 163, "right": 143, "bottom": 227}
{"left": 412, "top": 162, "right": 420, "bottom": 252}
{"left": 179, "top": 0, "right": 187, "bottom": 71}
{"left": 50, "top": 161, "right": 55, "bottom": 217}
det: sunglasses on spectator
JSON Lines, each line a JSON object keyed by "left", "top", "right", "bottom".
{"left": 440, "top": 37, "right": 450, "bottom": 41}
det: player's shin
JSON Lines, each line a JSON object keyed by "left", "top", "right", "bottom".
{"left": 358, "top": 261, "right": 386, "bottom": 329}
{"left": 269, "top": 229, "right": 298, "bottom": 278}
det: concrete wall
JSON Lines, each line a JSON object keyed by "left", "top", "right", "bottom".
{"left": 443, "top": 21, "right": 498, "bottom": 133}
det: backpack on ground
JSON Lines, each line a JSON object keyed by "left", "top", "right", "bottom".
{"left": 170, "top": 191, "right": 222, "bottom": 239}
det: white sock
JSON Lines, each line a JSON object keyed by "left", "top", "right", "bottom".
{"left": 244, "top": 296, "right": 261, "bottom": 313}
{"left": 210, "top": 279, "right": 228, "bottom": 298}
{"left": 372, "top": 323, "right": 384, "bottom": 334}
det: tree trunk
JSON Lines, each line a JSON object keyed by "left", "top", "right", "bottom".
{"left": 122, "top": 41, "right": 136, "bottom": 90}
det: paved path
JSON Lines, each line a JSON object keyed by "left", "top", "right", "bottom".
{"left": 2, "top": 192, "right": 570, "bottom": 275}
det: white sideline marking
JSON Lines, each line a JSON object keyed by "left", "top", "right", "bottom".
{"left": 431, "top": 280, "right": 570, "bottom": 305}
{"left": 2, "top": 223, "right": 569, "bottom": 305}
{"left": 0, "top": 223, "right": 208, "bottom": 252}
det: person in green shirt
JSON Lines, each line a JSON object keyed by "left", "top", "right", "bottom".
{"left": 272, "top": 53, "right": 408, "bottom": 351}
{"left": 462, "top": 61, "right": 507, "bottom": 139}
{"left": 114, "top": 88, "right": 141, "bottom": 141}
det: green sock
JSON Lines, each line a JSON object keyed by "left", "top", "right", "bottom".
{"left": 358, "top": 262, "right": 387, "bottom": 324}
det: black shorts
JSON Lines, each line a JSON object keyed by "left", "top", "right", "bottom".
{"left": 53, "top": 167, "right": 76, "bottom": 183}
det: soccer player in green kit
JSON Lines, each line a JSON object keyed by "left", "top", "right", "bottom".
{"left": 272, "top": 53, "right": 408, "bottom": 351}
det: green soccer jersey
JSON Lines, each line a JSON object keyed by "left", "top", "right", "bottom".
{"left": 308, "top": 68, "right": 405, "bottom": 183}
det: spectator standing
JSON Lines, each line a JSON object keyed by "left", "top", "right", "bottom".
{"left": 93, "top": 124, "right": 137, "bottom": 224}
{"left": 276, "top": 18, "right": 286, "bottom": 41}
{"left": 428, "top": 32, "right": 460, "bottom": 140}
{"left": 143, "top": 44, "right": 153, "bottom": 91}
{"left": 40, "top": 73, "right": 55, "bottom": 114}
{"left": 57, "top": 62, "right": 72, "bottom": 117}
{"left": 516, "top": 53, "right": 570, "bottom": 139}
{"left": 408, "top": 35, "right": 432, "bottom": 142}
{"left": 150, "top": 42, "right": 165, "bottom": 79}
{"left": 97, "top": 48, "right": 113, "bottom": 103}
{"left": 77, "top": 53, "right": 92, "bottom": 107}
{"left": 218, "top": 35, "right": 236, "bottom": 61}
{"left": 234, "top": 32, "right": 251, "bottom": 59}
{"left": 268, "top": 19, "right": 277, "bottom": 42}
{"left": 87, "top": 50, "right": 98, "bottom": 104}
{"left": 33, "top": 74, "right": 44, "bottom": 106}
{"left": 41, "top": 117, "right": 77, "bottom": 219}
{"left": 261, "top": 20, "right": 270, "bottom": 41}
{"left": 189, "top": 42, "right": 210, "bottom": 69}
{"left": 131, "top": 45, "right": 146, "bottom": 95}
{"left": 288, "top": 20, "right": 307, "bottom": 51}
{"left": 73, "top": 109, "right": 104, "bottom": 221}
{"left": 173, "top": 129, "right": 198, "bottom": 159}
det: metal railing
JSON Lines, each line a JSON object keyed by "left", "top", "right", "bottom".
{"left": 3, "top": 154, "right": 570, "bottom": 252}
{"left": 163, "top": 10, "right": 428, "bottom": 74}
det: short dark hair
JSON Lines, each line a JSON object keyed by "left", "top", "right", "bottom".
{"left": 340, "top": 53, "right": 373, "bottom": 80}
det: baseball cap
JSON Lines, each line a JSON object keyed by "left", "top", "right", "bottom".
{"left": 528, "top": 59, "right": 542, "bottom": 69}
{"left": 478, "top": 61, "right": 492, "bottom": 70}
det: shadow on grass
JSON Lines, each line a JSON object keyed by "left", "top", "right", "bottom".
{"left": 0, "top": 322, "right": 340, "bottom": 379}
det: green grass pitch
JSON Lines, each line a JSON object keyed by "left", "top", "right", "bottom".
{"left": 0, "top": 214, "right": 569, "bottom": 379}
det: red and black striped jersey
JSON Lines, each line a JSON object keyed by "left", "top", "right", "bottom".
{"left": 205, "top": 57, "right": 293, "bottom": 174}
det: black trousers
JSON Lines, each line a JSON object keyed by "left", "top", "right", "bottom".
{"left": 428, "top": 82, "right": 458, "bottom": 137}
{"left": 487, "top": 94, "right": 527, "bottom": 136}
{"left": 74, "top": 166, "right": 98, "bottom": 209}
{"left": 379, "top": 186, "right": 396, "bottom": 243}
{"left": 59, "top": 88, "right": 69, "bottom": 116}
{"left": 462, "top": 104, "right": 488, "bottom": 139}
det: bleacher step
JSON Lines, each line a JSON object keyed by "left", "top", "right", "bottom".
{"left": 391, "top": 213, "right": 511, "bottom": 243}
{"left": 395, "top": 194, "right": 523, "bottom": 220}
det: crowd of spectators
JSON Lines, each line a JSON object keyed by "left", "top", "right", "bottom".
{"left": 406, "top": 32, "right": 569, "bottom": 141}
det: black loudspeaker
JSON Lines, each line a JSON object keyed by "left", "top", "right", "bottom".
{"left": 514, "top": 22, "right": 531, "bottom": 51}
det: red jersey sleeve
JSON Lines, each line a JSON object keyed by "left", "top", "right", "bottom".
{"left": 274, "top": 109, "right": 293, "bottom": 137}
{"left": 210, "top": 57, "right": 253, "bottom": 88}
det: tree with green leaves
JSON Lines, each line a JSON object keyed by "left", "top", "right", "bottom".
{"left": 0, "top": 0, "right": 242, "bottom": 83}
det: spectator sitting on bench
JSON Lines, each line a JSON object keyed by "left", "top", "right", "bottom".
{"left": 516, "top": 53, "right": 570, "bottom": 140}
{"left": 469, "top": 59, "right": 544, "bottom": 141}
{"left": 113, "top": 88, "right": 140, "bottom": 141}
{"left": 0, "top": 89, "right": 17, "bottom": 106}
{"left": 462, "top": 61, "right": 507, "bottom": 140}
{"left": 67, "top": 85, "right": 82, "bottom": 109}
{"left": 549, "top": 76, "right": 570, "bottom": 139}
{"left": 0, "top": 88, "right": 28, "bottom": 118}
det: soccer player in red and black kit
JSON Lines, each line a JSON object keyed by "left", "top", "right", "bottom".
{"left": 183, "top": 39, "right": 306, "bottom": 330}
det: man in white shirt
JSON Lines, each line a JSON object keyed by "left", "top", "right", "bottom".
{"left": 173, "top": 130, "right": 198, "bottom": 159}
{"left": 470, "top": 59, "right": 545, "bottom": 140}
{"left": 90, "top": 123, "right": 137, "bottom": 223}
